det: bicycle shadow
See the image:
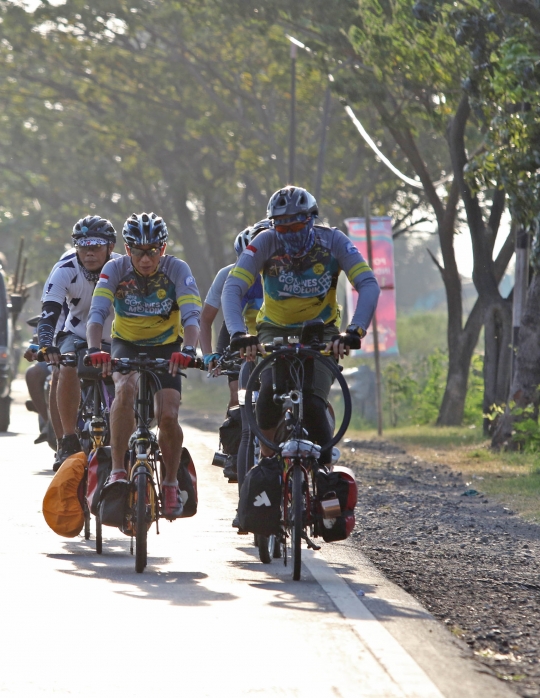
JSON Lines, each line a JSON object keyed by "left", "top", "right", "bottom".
{"left": 47, "top": 539, "right": 238, "bottom": 607}
{"left": 232, "top": 544, "right": 432, "bottom": 623}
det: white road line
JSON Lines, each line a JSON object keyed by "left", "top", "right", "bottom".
{"left": 304, "top": 550, "right": 445, "bottom": 698}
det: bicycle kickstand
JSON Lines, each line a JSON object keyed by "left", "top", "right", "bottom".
{"left": 301, "top": 531, "right": 321, "bottom": 551}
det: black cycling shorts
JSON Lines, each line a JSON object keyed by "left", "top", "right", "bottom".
{"left": 111, "top": 338, "right": 182, "bottom": 393}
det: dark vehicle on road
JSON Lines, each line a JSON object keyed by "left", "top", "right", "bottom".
{"left": 0, "top": 265, "right": 14, "bottom": 431}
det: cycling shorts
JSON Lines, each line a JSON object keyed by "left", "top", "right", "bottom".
{"left": 111, "top": 338, "right": 182, "bottom": 393}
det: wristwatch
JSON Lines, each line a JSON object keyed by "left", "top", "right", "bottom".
{"left": 182, "top": 345, "right": 197, "bottom": 355}
{"left": 346, "top": 324, "right": 366, "bottom": 339}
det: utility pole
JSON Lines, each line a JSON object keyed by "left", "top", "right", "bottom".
{"left": 289, "top": 41, "right": 297, "bottom": 184}
{"left": 364, "top": 197, "right": 383, "bottom": 436}
{"left": 511, "top": 226, "right": 529, "bottom": 379}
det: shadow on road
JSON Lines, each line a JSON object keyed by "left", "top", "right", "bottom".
{"left": 47, "top": 539, "right": 238, "bottom": 607}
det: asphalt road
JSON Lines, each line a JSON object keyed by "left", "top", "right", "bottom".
{"left": 0, "top": 379, "right": 518, "bottom": 698}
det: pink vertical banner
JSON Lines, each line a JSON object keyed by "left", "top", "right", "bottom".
{"left": 344, "top": 216, "right": 398, "bottom": 356}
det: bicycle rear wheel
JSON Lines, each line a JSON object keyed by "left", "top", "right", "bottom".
{"left": 135, "top": 469, "right": 148, "bottom": 573}
{"left": 258, "top": 534, "right": 277, "bottom": 564}
{"left": 95, "top": 512, "right": 103, "bottom": 555}
{"left": 290, "top": 467, "right": 303, "bottom": 580}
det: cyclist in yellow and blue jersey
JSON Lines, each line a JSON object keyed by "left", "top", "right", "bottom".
{"left": 86, "top": 212, "right": 201, "bottom": 519}
{"left": 223, "top": 186, "right": 380, "bottom": 474}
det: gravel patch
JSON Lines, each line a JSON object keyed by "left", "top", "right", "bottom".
{"left": 341, "top": 441, "right": 540, "bottom": 698}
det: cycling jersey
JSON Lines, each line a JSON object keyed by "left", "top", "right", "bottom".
{"left": 205, "top": 263, "right": 263, "bottom": 335}
{"left": 89, "top": 254, "right": 201, "bottom": 346}
{"left": 222, "top": 225, "right": 379, "bottom": 335}
{"left": 39, "top": 251, "right": 121, "bottom": 346}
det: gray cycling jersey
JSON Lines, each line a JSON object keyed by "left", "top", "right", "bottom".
{"left": 222, "top": 224, "right": 380, "bottom": 335}
{"left": 204, "top": 264, "right": 234, "bottom": 309}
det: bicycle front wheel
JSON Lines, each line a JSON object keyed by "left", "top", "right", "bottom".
{"left": 135, "top": 470, "right": 148, "bottom": 573}
{"left": 290, "top": 467, "right": 303, "bottom": 581}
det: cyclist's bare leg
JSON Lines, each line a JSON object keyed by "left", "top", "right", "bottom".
{"left": 153, "top": 388, "right": 182, "bottom": 483}
{"left": 49, "top": 367, "right": 63, "bottom": 439}
{"left": 57, "top": 365, "right": 81, "bottom": 435}
{"left": 110, "top": 371, "right": 137, "bottom": 471}
{"left": 25, "top": 363, "right": 49, "bottom": 422}
{"left": 260, "top": 428, "right": 277, "bottom": 458}
{"left": 228, "top": 379, "right": 239, "bottom": 409}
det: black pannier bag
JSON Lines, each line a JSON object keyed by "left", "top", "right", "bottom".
{"left": 237, "top": 457, "right": 282, "bottom": 536}
{"left": 99, "top": 478, "right": 130, "bottom": 528}
{"left": 316, "top": 466, "right": 358, "bottom": 543}
{"left": 86, "top": 446, "right": 112, "bottom": 516}
{"left": 219, "top": 406, "right": 242, "bottom": 456}
{"left": 177, "top": 446, "right": 198, "bottom": 518}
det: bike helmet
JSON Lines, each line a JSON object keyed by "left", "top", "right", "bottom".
{"left": 234, "top": 227, "right": 251, "bottom": 256}
{"left": 266, "top": 186, "right": 318, "bottom": 219}
{"left": 122, "top": 212, "right": 168, "bottom": 247}
{"left": 250, "top": 218, "right": 272, "bottom": 238}
{"left": 72, "top": 216, "right": 116, "bottom": 245}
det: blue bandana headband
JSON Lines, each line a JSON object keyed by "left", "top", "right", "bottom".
{"left": 279, "top": 218, "right": 315, "bottom": 258}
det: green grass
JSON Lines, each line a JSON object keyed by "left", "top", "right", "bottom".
{"left": 342, "top": 422, "right": 540, "bottom": 521}
{"left": 182, "top": 372, "right": 230, "bottom": 416}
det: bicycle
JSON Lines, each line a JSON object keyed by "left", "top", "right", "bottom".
{"left": 86, "top": 353, "right": 201, "bottom": 573}
{"left": 242, "top": 335, "right": 352, "bottom": 580}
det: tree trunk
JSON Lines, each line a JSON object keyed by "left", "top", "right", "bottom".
{"left": 437, "top": 299, "right": 484, "bottom": 424}
{"left": 483, "top": 299, "right": 513, "bottom": 434}
{"left": 492, "top": 273, "right": 540, "bottom": 448}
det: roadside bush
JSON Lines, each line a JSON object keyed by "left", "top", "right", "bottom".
{"left": 382, "top": 350, "right": 483, "bottom": 427}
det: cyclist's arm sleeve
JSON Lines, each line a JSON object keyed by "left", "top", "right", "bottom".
{"left": 222, "top": 235, "right": 269, "bottom": 336}
{"left": 88, "top": 258, "right": 118, "bottom": 328}
{"left": 332, "top": 229, "right": 380, "bottom": 331}
{"left": 204, "top": 264, "right": 233, "bottom": 309}
{"left": 174, "top": 260, "right": 202, "bottom": 328}
{"left": 37, "top": 301, "right": 62, "bottom": 347}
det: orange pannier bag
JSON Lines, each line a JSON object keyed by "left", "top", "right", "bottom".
{"left": 42, "top": 451, "right": 87, "bottom": 538}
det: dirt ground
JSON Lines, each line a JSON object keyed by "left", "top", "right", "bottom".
{"left": 341, "top": 439, "right": 540, "bottom": 698}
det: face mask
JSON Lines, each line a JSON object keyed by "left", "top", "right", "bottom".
{"left": 279, "top": 219, "right": 315, "bottom": 258}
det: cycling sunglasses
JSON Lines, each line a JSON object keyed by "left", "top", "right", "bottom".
{"left": 129, "top": 246, "right": 162, "bottom": 259}
{"left": 273, "top": 214, "right": 311, "bottom": 234}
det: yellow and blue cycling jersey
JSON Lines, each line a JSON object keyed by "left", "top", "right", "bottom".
{"left": 222, "top": 224, "right": 379, "bottom": 335}
{"left": 88, "top": 254, "right": 201, "bottom": 346}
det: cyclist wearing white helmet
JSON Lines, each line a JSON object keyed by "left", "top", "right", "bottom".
{"left": 87, "top": 212, "right": 201, "bottom": 519}
{"left": 199, "top": 219, "right": 269, "bottom": 404}
{"left": 38, "top": 215, "right": 120, "bottom": 469}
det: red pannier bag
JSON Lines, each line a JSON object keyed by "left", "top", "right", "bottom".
{"left": 316, "top": 465, "right": 358, "bottom": 542}
{"left": 86, "top": 446, "right": 112, "bottom": 516}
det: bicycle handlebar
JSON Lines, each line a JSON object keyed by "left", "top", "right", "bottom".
{"left": 82, "top": 354, "right": 203, "bottom": 371}
{"left": 36, "top": 352, "right": 77, "bottom": 367}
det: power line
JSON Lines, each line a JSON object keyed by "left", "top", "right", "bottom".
{"left": 286, "top": 34, "right": 451, "bottom": 192}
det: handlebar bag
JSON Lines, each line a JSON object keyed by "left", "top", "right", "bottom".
{"left": 218, "top": 406, "right": 242, "bottom": 456}
{"left": 177, "top": 446, "right": 198, "bottom": 518}
{"left": 42, "top": 451, "right": 87, "bottom": 537}
{"left": 86, "top": 446, "right": 112, "bottom": 516}
{"left": 237, "top": 456, "right": 282, "bottom": 536}
{"left": 316, "top": 465, "right": 358, "bottom": 543}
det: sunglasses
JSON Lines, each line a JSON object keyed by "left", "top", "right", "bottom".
{"left": 75, "top": 244, "right": 106, "bottom": 253}
{"left": 129, "top": 247, "right": 162, "bottom": 259}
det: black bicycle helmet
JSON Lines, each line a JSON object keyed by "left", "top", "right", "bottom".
{"left": 72, "top": 215, "right": 116, "bottom": 243}
{"left": 266, "top": 186, "right": 318, "bottom": 219}
{"left": 250, "top": 218, "right": 272, "bottom": 237}
{"left": 122, "top": 212, "right": 168, "bottom": 247}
